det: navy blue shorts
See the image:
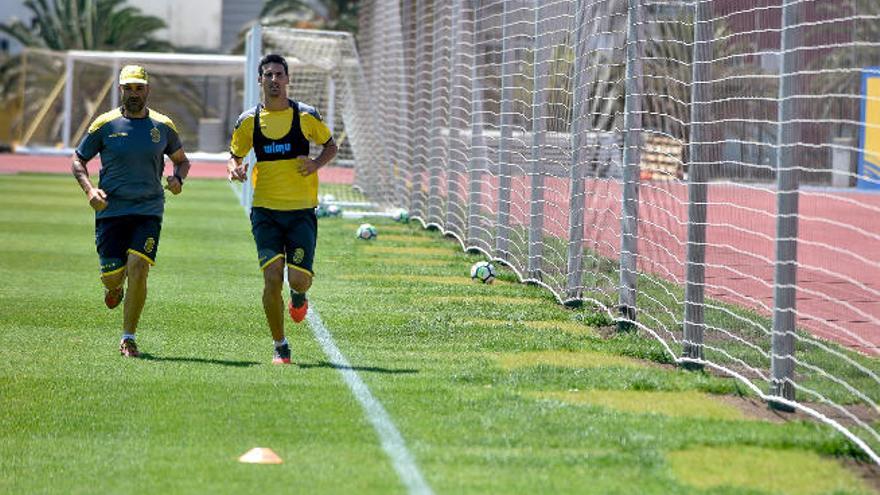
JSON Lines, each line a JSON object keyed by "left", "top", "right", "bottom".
{"left": 95, "top": 215, "right": 162, "bottom": 275}
{"left": 250, "top": 207, "right": 317, "bottom": 276}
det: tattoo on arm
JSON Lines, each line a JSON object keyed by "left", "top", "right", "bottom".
{"left": 71, "top": 157, "right": 94, "bottom": 194}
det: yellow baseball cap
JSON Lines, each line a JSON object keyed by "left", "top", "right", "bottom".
{"left": 119, "top": 65, "right": 149, "bottom": 85}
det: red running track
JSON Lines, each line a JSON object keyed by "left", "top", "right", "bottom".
{"left": 427, "top": 170, "right": 880, "bottom": 354}
{"left": 0, "top": 153, "right": 355, "bottom": 184}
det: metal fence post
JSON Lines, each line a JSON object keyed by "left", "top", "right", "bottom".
{"left": 111, "top": 58, "right": 120, "bottom": 109}
{"left": 411, "top": 0, "right": 431, "bottom": 218}
{"left": 682, "top": 0, "right": 712, "bottom": 369}
{"left": 467, "top": 0, "right": 486, "bottom": 247}
{"left": 496, "top": 0, "right": 515, "bottom": 259}
{"left": 428, "top": 0, "right": 449, "bottom": 226}
{"left": 619, "top": 0, "right": 643, "bottom": 329}
{"left": 241, "top": 23, "right": 262, "bottom": 211}
{"left": 62, "top": 53, "right": 73, "bottom": 149}
{"left": 770, "top": 0, "right": 801, "bottom": 411}
{"left": 566, "top": 0, "right": 588, "bottom": 302}
{"left": 400, "top": 0, "right": 418, "bottom": 209}
{"left": 387, "top": 0, "right": 411, "bottom": 208}
{"left": 447, "top": 0, "right": 467, "bottom": 233}
{"left": 529, "top": 0, "right": 549, "bottom": 280}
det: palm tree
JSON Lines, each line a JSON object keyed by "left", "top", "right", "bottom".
{"left": 809, "top": 1, "right": 880, "bottom": 141}
{"left": 0, "top": 0, "right": 171, "bottom": 145}
{"left": 260, "top": 0, "right": 359, "bottom": 34}
{"left": 640, "top": 12, "right": 773, "bottom": 179}
{"left": 227, "top": 0, "right": 359, "bottom": 55}
{"left": 0, "top": 0, "right": 170, "bottom": 52}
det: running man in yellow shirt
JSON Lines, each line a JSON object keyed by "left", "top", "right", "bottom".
{"left": 228, "top": 54, "right": 337, "bottom": 364}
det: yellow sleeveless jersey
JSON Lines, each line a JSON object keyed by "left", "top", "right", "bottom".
{"left": 230, "top": 102, "right": 332, "bottom": 210}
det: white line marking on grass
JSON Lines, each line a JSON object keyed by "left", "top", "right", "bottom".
{"left": 306, "top": 307, "right": 434, "bottom": 495}
{"left": 228, "top": 186, "right": 432, "bottom": 494}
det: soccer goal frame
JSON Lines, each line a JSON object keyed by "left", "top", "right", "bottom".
{"left": 15, "top": 48, "right": 246, "bottom": 159}
{"left": 239, "top": 24, "right": 375, "bottom": 209}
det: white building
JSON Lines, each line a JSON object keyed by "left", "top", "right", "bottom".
{"left": 0, "top": 0, "right": 265, "bottom": 54}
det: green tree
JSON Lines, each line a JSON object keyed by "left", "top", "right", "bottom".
{"left": 0, "top": 0, "right": 170, "bottom": 52}
{"left": 640, "top": 11, "right": 773, "bottom": 178}
{"left": 260, "top": 0, "right": 359, "bottom": 33}
{"left": 0, "top": 0, "right": 172, "bottom": 145}
{"left": 810, "top": 1, "right": 880, "bottom": 140}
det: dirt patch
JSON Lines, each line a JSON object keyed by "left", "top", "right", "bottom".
{"left": 714, "top": 394, "right": 803, "bottom": 423}
{"left": 595, "top": 325, "right": 620, "bottom": 339}
{"left": 700, "top": 366, "right": 880, "bottom": 428}
{"left": 846, "top": 460, "right": 880, "bottom": 493}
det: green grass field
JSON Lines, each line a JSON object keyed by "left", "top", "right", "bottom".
{"left": 0, "top": 174, "right": 876, "bottom": 494}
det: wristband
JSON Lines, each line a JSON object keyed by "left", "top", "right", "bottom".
{"left": 174, "top": 174, "right": 184, "bottom": 185}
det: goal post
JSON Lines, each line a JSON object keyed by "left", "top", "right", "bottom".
{"left": 15, "top": 48, "right": 246, "bottom": 158}
{"left": 239, "top": 26, "right": 377, "bottom": 210}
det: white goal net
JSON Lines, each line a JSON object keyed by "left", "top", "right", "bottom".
{"left": 355, "top": 0, "right": 880, "bottom": 465}
{"left": 237, "top": 26, "right": 378, "bottom": 209}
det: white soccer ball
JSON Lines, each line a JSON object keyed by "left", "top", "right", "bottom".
{"left": 327, "top": 204, "right": 342, "bottom": 217}
{"left": 356, "top": 223, "right": 377, "bottom": 240}
{"left": 470, "top": 261, "right": 496, "bottom": 284}
{"left": 392, "top": 208, "right": 410, "bottom": 223}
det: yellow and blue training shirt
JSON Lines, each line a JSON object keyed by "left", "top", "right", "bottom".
{"left": 76, "top": 107, "right": 182, "bottom": 219}
{"left": 230, "top": 100, "right": 332, "bottom": 211}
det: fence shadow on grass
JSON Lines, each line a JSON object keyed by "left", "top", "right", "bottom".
{"left": 297, "top": 360, "right": 419, "bottom": 374}
{"left": 138, "top": 353, "right": 260, "bottom": 367}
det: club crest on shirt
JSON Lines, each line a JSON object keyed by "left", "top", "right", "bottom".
{"left": 144, "top": 237, "right": 156, "bottom": 254}
{"left": 150, "top": 127, "right": 160, "bottom": 143}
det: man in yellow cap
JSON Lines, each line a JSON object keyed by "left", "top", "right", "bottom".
{"left": 71, "top": 64, "right": 192, "bottom": 358}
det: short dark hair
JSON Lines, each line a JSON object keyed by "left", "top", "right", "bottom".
{"left": 258, "top": 54, "right": 288, "bottom": 76}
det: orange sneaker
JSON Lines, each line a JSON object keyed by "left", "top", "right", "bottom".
{"left": 288, "top": 298, "right": 308, "bottom": 323}
{"left": 273, "top": 343, "right": 291, "bottom": 364}
{"left": 104, "top": 286, "right": 124, "bottom": 309}
{"left": 119, "top": 338, "right": 140, "bottom": 358}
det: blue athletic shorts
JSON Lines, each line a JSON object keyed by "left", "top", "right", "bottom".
{"left": 95, "top": 215, "right": 162, "bottom": 275}
{"left": 250, "top": 207, "right": 317, "bottom": 276}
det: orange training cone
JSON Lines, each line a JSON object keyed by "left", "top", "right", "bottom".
{"left": 238, "top": 447, "right": 283, "bottom": 464}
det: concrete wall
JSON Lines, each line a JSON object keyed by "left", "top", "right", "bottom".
{"left": 130, "top": 0, "right": 223, "bottom": 50}
{"left": 221, "top": 0, "right": 266, "bottom": 53}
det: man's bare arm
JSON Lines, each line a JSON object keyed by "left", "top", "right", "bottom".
{"left": 297, "top": 138, "right": 338, "bottom": 176}
{"left": 227, "top": 154, "right": 248, "bottom": 182}
{"left": 169, "top": 148, "right": 191, "bottom": 181}
{"left": 71, "top": 154, "right": 108, "bottom": 211}
{"left": 71, "top": 154, "right": 94, "bottom": 194}
{"left": 165, "top": 148, "right": 190, "bottom": 195}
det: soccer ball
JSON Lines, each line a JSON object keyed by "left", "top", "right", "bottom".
{"left": 317, "top": 204, "right": 341, "bottom": 218}
{"left": 470, "top": 261, "right": 496, "bottom": 284}
{"left": 356, "top": 223, "right": 377, "bottom": 240}
{"left": 392, "top": 208, "right": 410, "bottom": 223}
